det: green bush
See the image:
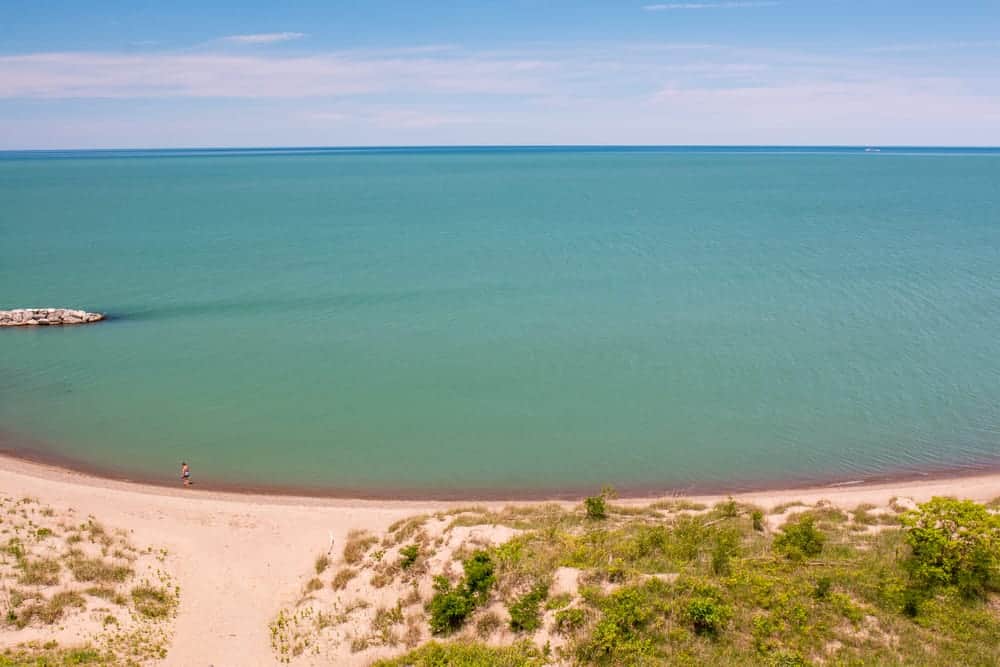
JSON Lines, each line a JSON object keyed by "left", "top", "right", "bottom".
{"left": 813, "top": 576, "right": 832, "bottom": 600}
{"left": 584, "top": 495, "right": 607, "bottom": 520}
{"left": 428, "top": 577, "right": 475, "bottom": 635}
{"left": 463, "top": 551, "right": 496, "bottom": 604}
{"left": 507, "top": 583, "right": 548, "bottom": 633}
{"left": 773, "top": 516, "right": 825, "bottom": 561}
{"left": 399, "top": 544, "right": 420, "bottom": 570}
{"left": 685, "top": 595, "right": 731, "bottom": 635}
{"left": 711, "top": 529, "right": 740, "bottom": 575}
{"left": 751, "top": 509, "right": 765, "bottom": 532}
{"left": 580, "top": 587, "right": 657, "bottom": 663}
{"left": 554, "top": 607, "right": 587, "bottom": 635}
{"left": 901, "top": 496, "right": 1000, "bottom": 598}
{"left": 715, "top": 497, "right": 739, "bottom": 519}
{"left": 427, "top": 551, "right": 496, "bottom": 635}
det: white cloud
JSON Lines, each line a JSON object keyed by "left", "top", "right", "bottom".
{"left": 0, "top": 52, "right": 552, "bottom": 98}
{"left": 221, "top": 32, "right": 305, "bottom": 44}
{"left": 643, "top": 2, "right": 778, "bottom": 10}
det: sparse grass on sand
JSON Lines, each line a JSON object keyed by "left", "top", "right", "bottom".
{"left": 0, "top": 494, "right": 178, "bottom": 665}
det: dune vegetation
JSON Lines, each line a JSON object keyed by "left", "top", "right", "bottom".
{"left": 274, "top": 491, "right": 999, "bottom": 666}
{"left": 0, "top": 495, "right": 178, "bottom": 666}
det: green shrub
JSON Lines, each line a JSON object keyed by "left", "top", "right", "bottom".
{"left": 507, "top": 583, "right": 548, "bottom": 633}
{"left": 584, "top": 495, "right": 607, "bottom": 520}
{"left": 773, "top": 516, "right": 825, "bottom": 561}
{"left": 428, "top": 577, "right": 475, "bottom": 635}
{"left": 553, "top": 607, "right": 587, "bottom": 635}
{"left": 685, "top": 595, "right": 731, "bottom": 635}
{"left": 462, "top": 551, "right": 495, "bottom": 604}
{"left": 581, "top": 587, "right": 656, "bottom": 662}
{"left": 751, "top": 509, "right": 765, "bottom": 532}
{"left": 427, "top": 551, "right": 496, "bottom": 635}
{"left": 714, "top": 497, "right": 739, "bottom": 519}
{"left": 711, "top": 529, "right": 740, "bottom": 575}
{"left": 901, "top": 496, "right": 1000, "bottom": 598}
{"left": 813, "top": 576, "right": 832, "bottom": 600}
{"left": 400, "top": 544, "right": 420, "bottom": 570}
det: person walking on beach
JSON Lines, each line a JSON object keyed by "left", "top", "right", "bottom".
{"left": 181, "top": 461, "right": 191, "bottom": 487}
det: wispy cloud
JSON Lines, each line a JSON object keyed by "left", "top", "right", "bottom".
{"left": 220, "top": 32, "right": 305, "bottom": 44}
{"left": 0, "top": 52, "right": 552, "bottom": 99}
{"left": 864, "top": 40, "right": 1000, "bottom": 53}
{"left": 643, "top": 2, "right": 778, "bottom": 10}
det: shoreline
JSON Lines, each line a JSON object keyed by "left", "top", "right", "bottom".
{"left": 3, "top": 426, "right": 1000, "bottom": 501}
{"left": 2, "top": 449, "right": 998, "bottom": 508}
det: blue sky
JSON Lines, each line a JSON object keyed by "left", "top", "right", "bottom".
{"left": 1, "top": 1, "right": 998, "bottom": 148}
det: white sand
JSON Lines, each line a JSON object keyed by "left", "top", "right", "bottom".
{"left": 1, "top": 454, "right": 997, "bottom": 666}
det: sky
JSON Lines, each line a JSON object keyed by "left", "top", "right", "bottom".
{"left": 0, "top": 1, "right": 998, "bottom": 148}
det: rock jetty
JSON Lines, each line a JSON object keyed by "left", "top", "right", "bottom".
{"left": 0, "top": 308, "right": 104, "bottom": 327}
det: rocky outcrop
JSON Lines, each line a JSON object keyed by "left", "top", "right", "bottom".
{"left": 0, "top": 308, "right": 104, "bottom": 327}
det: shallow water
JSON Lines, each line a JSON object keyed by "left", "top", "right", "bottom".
{"left": 2, "top": 147, "right": 999, "bottom": 495}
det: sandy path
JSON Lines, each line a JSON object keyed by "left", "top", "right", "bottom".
{"left": 0, "top": 455, "right": 997, "bottom": 666}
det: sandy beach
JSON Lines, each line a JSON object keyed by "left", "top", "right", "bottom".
{"left": 0, "top": 453, "right": 997, "bottom": 665}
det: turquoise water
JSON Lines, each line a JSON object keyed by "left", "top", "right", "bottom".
{"left": 2, "top": 147, "right": 999, "bottom": 496}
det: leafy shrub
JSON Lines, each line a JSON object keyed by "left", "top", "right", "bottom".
{"left": 685, "top": 595, "right": 731, "bottom": 635}
{"left": 773, "top": 516, "right": 825, "bottom": 561}
{"left": 427, "top": 551, "right": 496, "bottom": 635}
{"left": 428, "top": 576, "right": 475, "bottom": 635}
{"left": 901, "top": 496, "right": 1000, "bottom": 598}
{"left": 545, "top": 593, "right": 571, "bottom": 610}
{"left": 751, "top": 509, "right": 765, "bottom": 532}
{"left": 582, "top": 587, "right": 656, "bottom": 662}
{"left": 507, "top": 583, "right": 548, "bottom": 633}
{"left": 400, "top": 544, "right": 420, "bottom": 570}
{"left": 901, "top": 587, "right": 922, "bottom": 617}
{"left": 462, "top": 551, "right": 496, "bottom": 605}
{"left": 813, "top": 576, "right": 832, "bottom": 600}
{"left": 714, "top": 497, "right": 739, "bottom": 519}
{"left": 584, "top": 495, "right": 607, "bottom": 520}
{"left": 711, "top": 529, "right": 740, "bottom": 576}
{"left": 671, "top": 515, "right": 711, "bottom": 562}
{"left": 554, "top": 607, "right": 587, "bottom": 635}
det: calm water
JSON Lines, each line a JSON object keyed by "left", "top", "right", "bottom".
{"left": 2, "top": 147, "right": 999, "bottom": 495}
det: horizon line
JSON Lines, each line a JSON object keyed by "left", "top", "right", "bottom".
{"left": 3, "top": 143, "right": 1000, "bottom": 154}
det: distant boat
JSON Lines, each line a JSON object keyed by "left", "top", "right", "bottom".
{"left": 864, "top": 147, "right": 881, "bottom": 152}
